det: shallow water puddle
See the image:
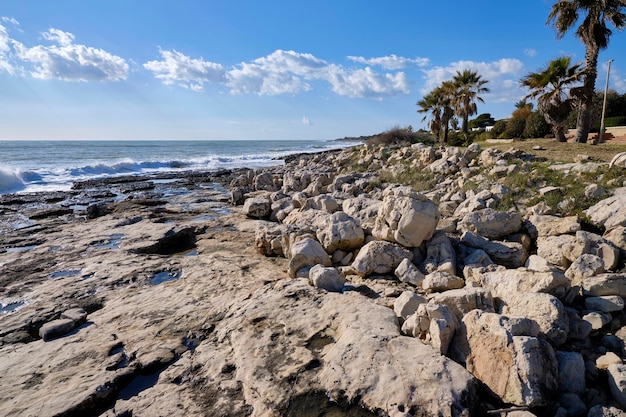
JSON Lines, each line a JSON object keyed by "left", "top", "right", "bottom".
{"left": 0, "top": 301, "right": 26, "bottom": 314}
{"left": 93, "top": 233, "right": 125, "bottom": 250}
{"left": 50, "top": 270, "right": 82, "bottom": 279}
{"left": 5, "top": 245, "right": 38, "bottom": 253}
{"left": 175, "top": 248, "right": 198, "bottom": 257}
{"left": 149, "top": 270, "right": 183, "bottom": 285}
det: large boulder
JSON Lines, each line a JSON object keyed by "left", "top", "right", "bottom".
{"left": 497, "top": 291, "right": 569, "bottom": 346}
{"left": 316, "top": 212, "right": 364, "bottom": 254}
{"left": 430, "top": 287, "right": 495, "bottom": 321}
{"left": 423, "top": 231, "right": 456, "bottom": 275}
{"left": 473, "top": 266, "right": 571, "bottom": 300}
{"left": 242, "top": 195, "right": 272, "bottom": 219}
{"left": 458, "top": 310, "right": 558, "bottom": 407}
{"left": 351, "top": 240, "right": 413, "bottom": 277}
{"left": 342, "top": 196, "right": 381, "bottom": 233}
{"left": 585, "top": 188, "right": 626, "bottom": 230}
{"left": 458, "top": 208, "right": 522, "bottom": 240}
{"left": 526, "top": 214, "right": 581, "bottom": 238}
{"left": 461, "top": 232, "right": 528, "bottom": 269}
{"left": 287, "top": 237, "right": 331, "bottom": 278}
{"left": 372, "top": 186, "right": 439, "bottom": 248}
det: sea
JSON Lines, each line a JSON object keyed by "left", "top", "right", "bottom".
{"left": 0, "top": 139, "right": 361, "bottom": 195}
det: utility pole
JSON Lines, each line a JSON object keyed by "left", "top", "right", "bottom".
{"left": 598, "top": 59, "right": 614, "bottom": 144}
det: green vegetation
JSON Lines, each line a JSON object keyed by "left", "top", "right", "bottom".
{"left": 520, "top": 56, "right": 583, "bottom": 142}
{"left": 417, "top": 69, "right": 489, "bottom": 144}
{"left": 548, "top": 0, "right": 626, "bottom": 143}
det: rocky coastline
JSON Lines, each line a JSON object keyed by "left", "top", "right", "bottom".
{"left": 1, "top": 141, "right": 626, "bottom": 417}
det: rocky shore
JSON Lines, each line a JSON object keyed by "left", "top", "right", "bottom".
{"left": 1, "top": 141, "right": 626, "bottom": 417}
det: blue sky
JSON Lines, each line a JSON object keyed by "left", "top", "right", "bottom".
{"left": 1, "top": 1, "right": 625, "bottom": 140}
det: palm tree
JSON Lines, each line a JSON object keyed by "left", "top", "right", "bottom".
{"left": 548, "top": 0, "right": 626, "bottom": 143}
{"left": 417, "top": 92, "right": 443, "bottom": 141}
{"left": 417, "top": 82, "right": 455, "bottom": 144}
{"left": 520, "top": 56, "right": 584, "bottom": 142}
{"left": 451, "top": 69, "right": 490, "bottom": 134}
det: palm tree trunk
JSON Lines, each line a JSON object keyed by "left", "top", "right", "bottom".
{"left": 576, "top": 45, "right": 599, "bottom": 144}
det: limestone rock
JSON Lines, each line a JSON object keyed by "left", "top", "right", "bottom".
{"left": 458, "top": 208, "right": 522, "bottom": 240}
{"left": 394, "top": 258, "right": 425, "bottom": 288}
{"left": 422, "top": 271, "right": 465, "bottom": 293}
{"left": 498, "top": 291, "right": 569, "bottom": 346}
{"left": 608, "top": 363, "right": 626, "bottom": 408}
{"left": 243, "top": 195, "right": 272, "bottom": 219}
{"left": 588, "top": 405, "right": 626, "bottom": 417}
{"left": 582, "top": 273, "right": 626, "bottom": 297}
{"left": 287, "top": 237, "right": 331, "bottom": 278}
{"left": 604, "top": 226, "right": 626, "bottom": 258}
{"left": 430, "top": 287, "right": 495, "bottom": 320}
{"left": 60, "top": 308, "right": 88, "bottom": 326}
{"left": 309, "top": 265, "right": 345, "bottom": 293}
{"left": 609, "top": 152, "right": 626, "bottom": 169}
{"left": 372, "top": 186, "right": 439, "bottom": 248}
{"left": 423, "top": 230, "right": 456, "bottom": 275}
{"left": 255, "top": 221, "right": 285, "bottom": 257}
{"left": 351, "top": 240, "right": 413, "bottom": 277}
{"left": 475, "top": 267, "right": 571, "bottom": 300}
{"left": 460, "top": 310, "right": 558, "bottom": 407}
{"left": 526, "top": 214, "right": 581, "bottom": 237}
{"left": 585, "top": 296, "right": 625, "bottom": 313}
{"left": 316, "top": 212, "right": 364, "bottom": 254}
{"left": 39, "top": 318, "right": 76, "bottom": 341}
{"left": 536, "top": 235, "right": 577, "bottom": 268}
{"left": 597, "top": 352, "right": 622, "bottom": 370}
{"left": 393, "top": 290, "right": 427, "bottom": 320}
{"left": 461, "top": 231, "right": 528, "bottom": 269}
{"left": 585, "top": 189, "right": 626, "bottom": 230}
{"left": 555, "top": 351, "right": 585, "bottom": 395}
{"left": 253, "top": 172, "right": 279, "bottom": 192}
{"left": 565, "top": 254, "right": 605, "bottom": 284}
{"left": 342, "top": 196, "right": 381, "bottom": 233}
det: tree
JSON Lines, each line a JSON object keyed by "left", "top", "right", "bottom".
{"left": 469, "top": 113, "right": 495, "bottom": 129}
{"left": 520, "top": 56, "right": 584, "bottom": 142}
{"left": 452, "top": 69, "right": 490, "bottom": 134}
{"left": 417, "top": 92, "right": 442, "bottom": 140}
{"left": 417, "top": 81, "right": 456, "bottom": 144}
{"left": 548, "top": 0, "right": 626, "bottom": 143}
{"left": 523, "top": 111, "right": 552, "bottom": 138}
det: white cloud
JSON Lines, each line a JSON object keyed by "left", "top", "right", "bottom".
{"left": 145, "top": 48, "right": 411, "bottom": 99}
{"left": 607, "top": 66, "right": 626, "bottom": 92}
{"left": 13, "top": 27, "right": 128, "bottom": 82}
{"left": 524, "top": 48, "right": 537, "bottom": 58}
{"left": 347, "top": 54, "right": 430, "bottom": 69}
{"left": 143, "top": 49, "right": 225, "bottom": 91}
{"left": 42, "top": 28, "right": 74, "bottom": 47}
{"left": 1, "top": 17, "right": 19, "bottom": 26}
{"left": 326, "top": 66, "right": 410, "bottom": 99}
{"left": 0, "top": 24, "right": 14, "bottom": 74}
{"left": 302, "top": 116, "right": 312, "bottom": 125}
{"left": 421, "top": 58, "right": 526, "bottom": 102}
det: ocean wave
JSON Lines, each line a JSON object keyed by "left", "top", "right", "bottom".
{"left": 0, "top": 167, "right": 43, "bottom": 194}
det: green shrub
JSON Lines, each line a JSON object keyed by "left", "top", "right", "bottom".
{"left": 491, "top": 120, "right": 507, "bottom": 137}
{"left": 502, "top": 117, "right": 526, "bottom": 139}
{"left": 523, "top": 111, "right": 551, "bottom": 139}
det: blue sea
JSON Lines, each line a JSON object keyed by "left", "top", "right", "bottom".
{"left": 0, "top": 139, "right": 360, "bottom": 195}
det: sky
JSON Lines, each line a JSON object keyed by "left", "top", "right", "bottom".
{"left": 0, "top": 1, "right": 625, "bottom": 141}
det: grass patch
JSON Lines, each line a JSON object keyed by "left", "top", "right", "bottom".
{"left": 483, "top": 139, "right": 626, "bottom": 163}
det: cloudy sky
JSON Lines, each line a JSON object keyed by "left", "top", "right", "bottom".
{"left": 1, "top": 0, "right": 625, "bottom": 140}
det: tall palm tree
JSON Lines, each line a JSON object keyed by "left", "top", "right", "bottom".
{"left": 417, "top": 91, "right": 443, "bottom": 141}
{"left": 452, "top": 69, "right": 490, "bottom": 134}
{"left": 520, "top": 56, "right": 584, "bottom": 142}
{"left": 417, "top": 82, "right": 455, "bottom": 144}
{"left": 548, "top": 0, "right": 626, "bottom": 143}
